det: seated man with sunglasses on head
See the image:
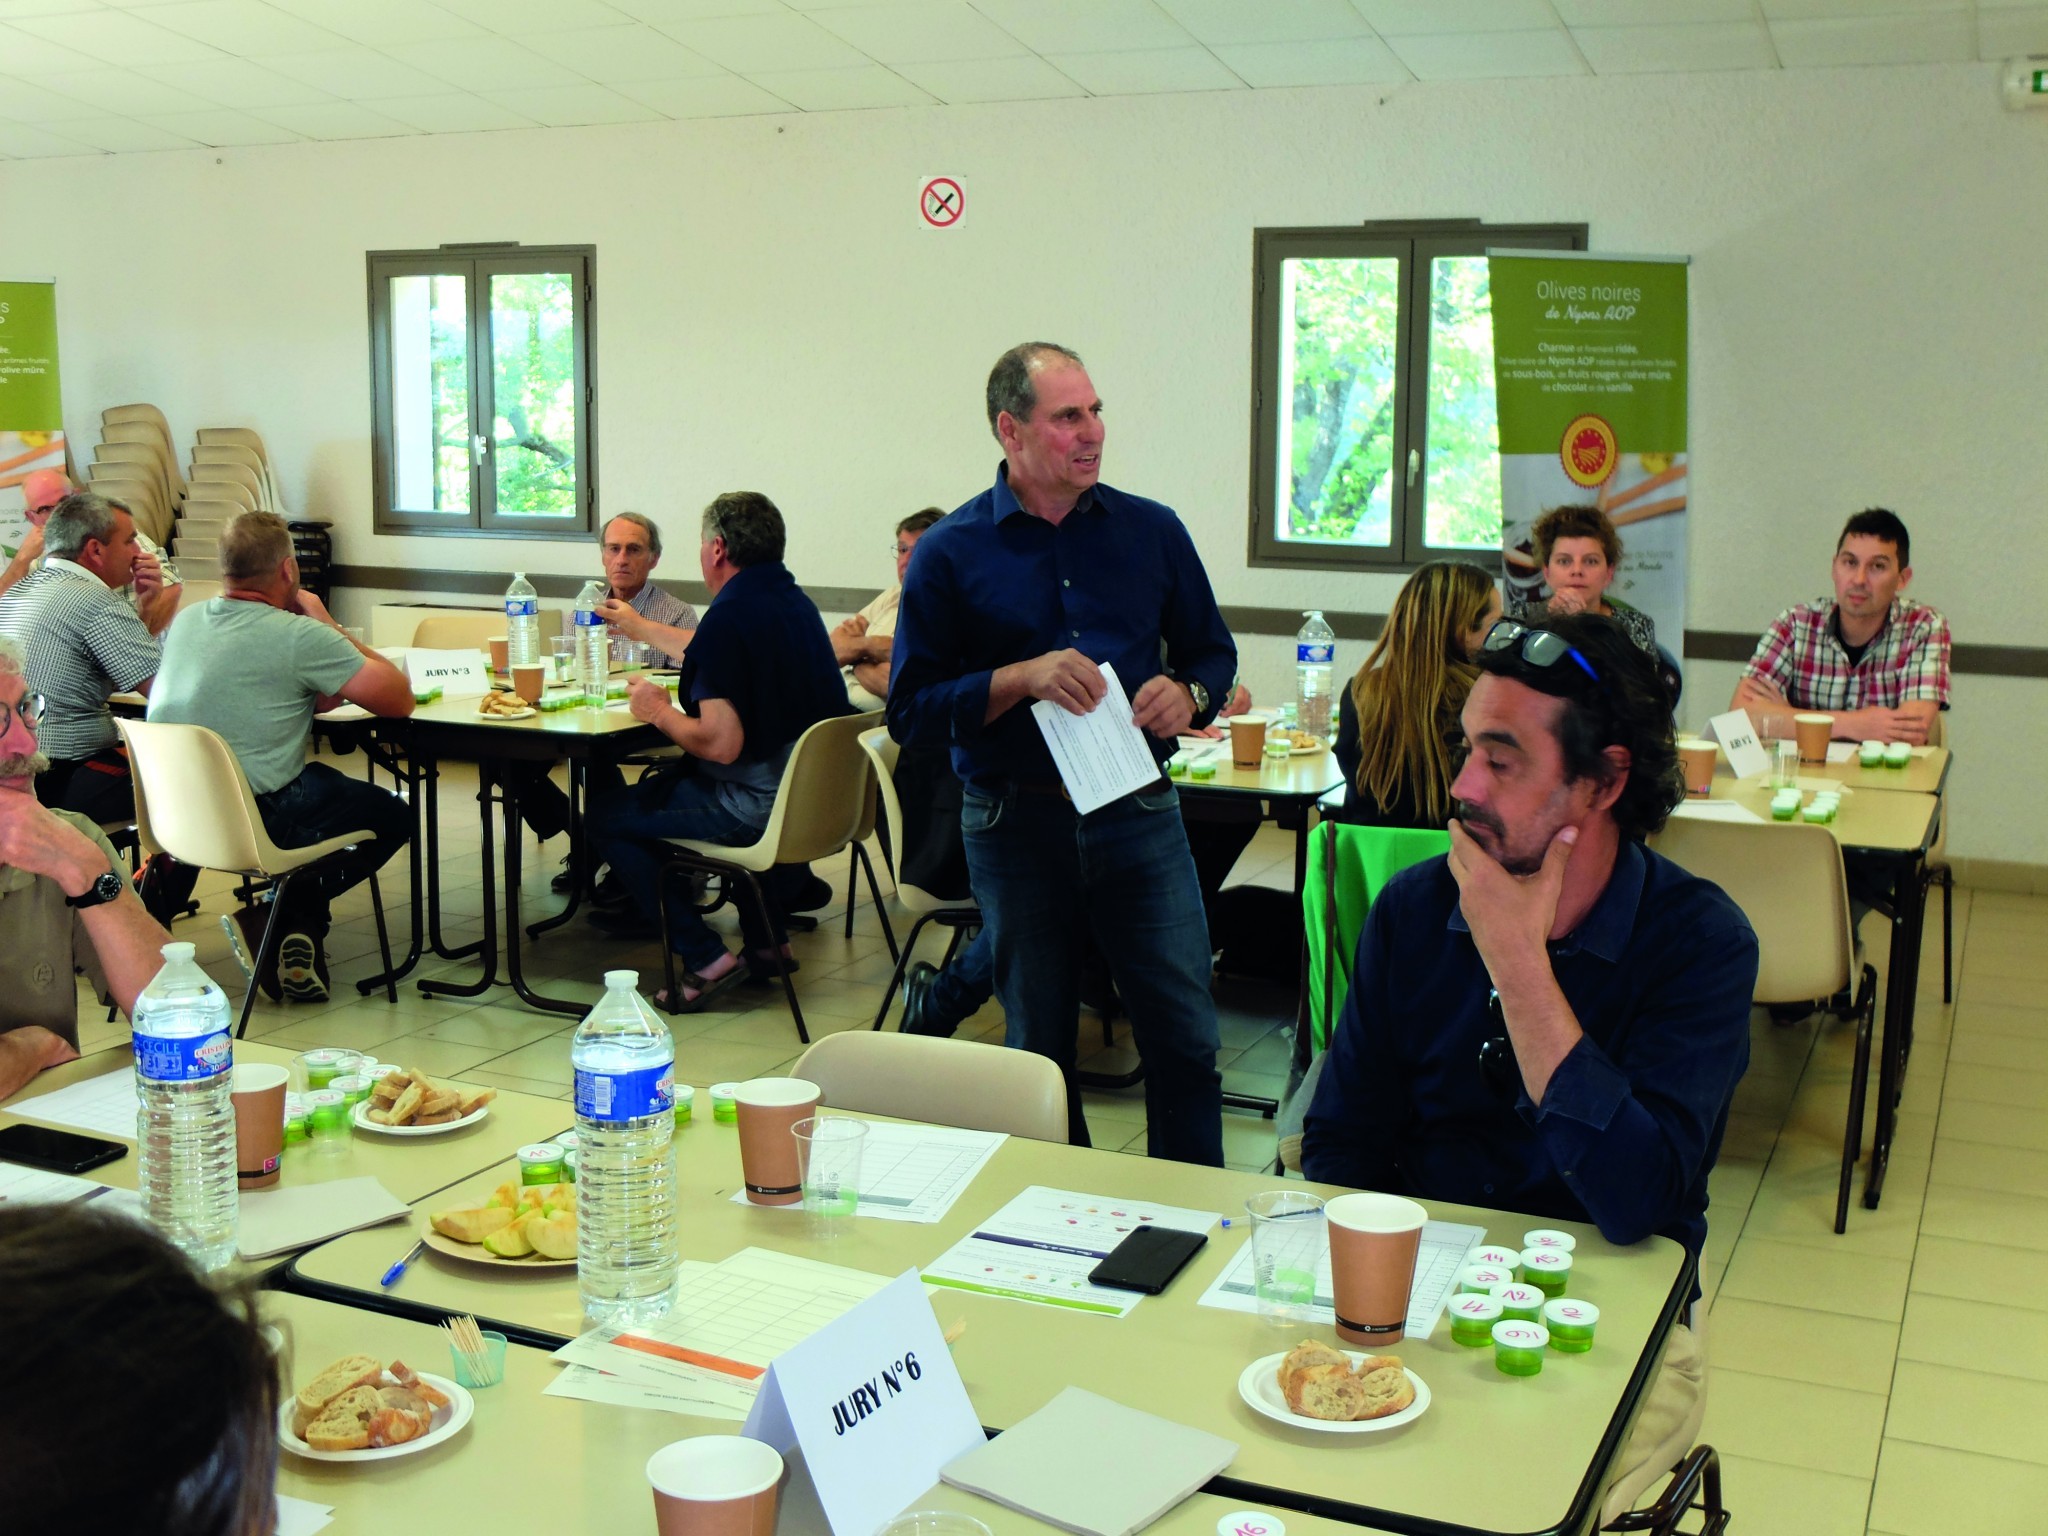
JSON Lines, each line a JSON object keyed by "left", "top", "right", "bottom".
{"left": 1302, "top": 612, "right": 1756, "bottom": 1522}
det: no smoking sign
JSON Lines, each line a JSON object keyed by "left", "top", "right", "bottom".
{"left": 918, "top": 175, "right": 964, "bottom": 230}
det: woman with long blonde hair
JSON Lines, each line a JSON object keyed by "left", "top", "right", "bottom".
{"left": 1335, "top": 560, "right": 1501, "bottom": 827}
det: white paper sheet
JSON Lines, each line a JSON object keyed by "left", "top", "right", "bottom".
{"left": 11, "top": 1067, "right": 138, "bottom": 1139}
{"left": 543, "top": 1360, "right": 753, "bottom": 1420}
{"left": 1826, "top": 741, "right": 1857, "bottom": 764}
{"left": 1031, "top": 663, "right": 1163, "bottom": 815}
{"left": 1194, "top": 1219, "right": 1485, "bottom": 1340}
{"left": 921, "top": 1185, "right": 1221, "bottom": 1319}
{"left": 237, "top": 1176, "right": 410, "bottom": 1259}
{"left": 1668, "top": 800, "right": 1767, "bottom": 824}
{"left": 728, "top": 1122, "right": 1005, "bottom": 1223}
{"left": 0, "top": 1163, "right": 113, "bottom": 1206}
{"left": 275, "top": 1495, "right": 334, "bottom": 1536}
{"left": 1706, "top": 709, "right": 1770, "bottom": 780}
{"left": 404, "top": 647, "right": 490, "bottom": 698}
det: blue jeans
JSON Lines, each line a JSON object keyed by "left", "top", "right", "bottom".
{"left": 926, "top": 926, "right": 995, "bottom": 1031}
{"left": 587, "top": 763, "right": 790, "bottom": 972}
{"left": 252, "top": 761, "right": 412, "bottom": 938}
{"left": 962, "top": 781, "right": 1223, "bottom": 1166}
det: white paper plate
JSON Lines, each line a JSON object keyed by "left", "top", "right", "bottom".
{"left": 351, "top": 1100, "right": 490, "bottom": 1137}
{"left": 1238, "top": 1352, "right": 1430, "bottom": 1435}
{"left": 279, "top": 1371, "right": 474, "bottom": 1462}
{"left": 475, "top": 704, "right": 536, "bottom": 721}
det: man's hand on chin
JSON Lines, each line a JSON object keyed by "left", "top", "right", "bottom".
{"left": 1447, "top": 817, "right": 1578, "bottom": 974}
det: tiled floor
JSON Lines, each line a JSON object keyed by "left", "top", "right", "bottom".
{"left": 76, "top": 750, "right": 2048, "bottom": 1534}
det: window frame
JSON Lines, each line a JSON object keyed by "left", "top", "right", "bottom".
{"left": 1248, "top": 220, "right": 1586, "bottom": 573}
{"left": 367, "top": 242, "right": 597, "bottom": 539}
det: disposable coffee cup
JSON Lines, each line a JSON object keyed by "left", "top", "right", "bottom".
{"left": 1228, "top": 713, "right": 1268, "bottom": 769}
{"left": 232, "top": 1062, "right": 289, "bottom": 1189}
{"left": 1794, "top": 712, "right": 1834, "bottom": 764}
{"left": 1324, "top": 1191, "right": 1426, "bottom": 1345}
{"left": 488, "top": 635, "right": 509, "bottom": 673}
{"left": 511, "top": 663, "right": 545, "bottom": 704}
{"left": 646, "top": 1436, "right": 783, "bottom": 1536}
{"left": 733, "top": 1077, "right": 822, "bottom": 1206}
{"left": 1675, "top": 736, "right": 1717, "bottom": 797}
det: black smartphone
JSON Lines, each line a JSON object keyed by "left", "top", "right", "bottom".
{"left": 0, "top": 1123, "right": 129, "bottom": 1176}
{"left": 1088, "top": 1224, "right": 1208, "bottom": 1294}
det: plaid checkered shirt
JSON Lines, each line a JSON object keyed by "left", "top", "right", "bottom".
{"left": 1741, "top": 596, "right": 1950, "bottom": 713}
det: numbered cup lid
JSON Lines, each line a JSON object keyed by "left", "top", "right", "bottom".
{"left": 1491, "top": 1321, "right": 1551, "bottom": 1350}
{"left": 1523, "top": 1228, "right": 1577, "bottom": 1252}
{"left": 1544, "top": 1298, "right": 1601, "bottom": 1328}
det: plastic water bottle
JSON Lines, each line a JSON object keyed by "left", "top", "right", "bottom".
{"left": 132, "top": 942, "right": 238, "bottom": 1272}
{"left": 1295, "top": 609, "right": 1337, "bottom": 740}
{"left": 572, "top": 970, "right": 678, "bottom": 1327}
{"left": 504, "top": 571, "right": 541, "bottom": 667}
{"left": 574, "top": 578, "right": 609, "bottom": 709}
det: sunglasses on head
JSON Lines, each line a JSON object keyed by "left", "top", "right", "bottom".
{"left": 1482, "top": 619, "right": 1601, "bottom": 686}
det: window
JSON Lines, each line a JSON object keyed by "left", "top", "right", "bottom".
{"left": 368, "top": 244, "right": 596, "bottom": 536}
{"left": 1249, "top": 221, "right": 1584, "bottom": 570}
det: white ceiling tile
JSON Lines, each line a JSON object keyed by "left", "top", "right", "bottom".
{"left": 434, "top": 0, "right": 636, "bottom": 32}
{"left": 746, "top": 62, "right": 936, "bottom": 108}
{"left": 810, "top": 3, "right": 1030, "bottom": 65}
{"left": 362, "top": 91, "right": 538, "bottom": 132}
{"left": 10, "top": 8, "right": 228, "bottom": 65}
{"left": 0, "top": 75, "right": 103, "bottom": 120}
{"left": 965, "top": 0, "right": 1195, "bottom": 56}
{"left": 261, "top": 0, "right": 485, "bottom": 48}
{"left": 0, "top": 18, "right": 107, "bottom": 71}
{"left": 255, "top": 45, "right": 452, "bottom": 99}
{"left": 1211, "top": 35, "right": 1411, "bottom": 87}
{"left": 662, "top": 12, "right": 874, "bottom": 71}
{"left": 135, "top": 54, "right": 335, "bottom": 106}
{"left": 0, "top": 121, "right": 97, "bottom": 157}
{"left": 1385, "top": 29, "right": 1590, "bottom": 78}
{"left": 0, "top": 0, "right": 101, "bottom": 18}
{"left": 34, "top": 65, "right": 219, "bottom": 114}
{"left": 1155, "top": 0, "right": 1369, "bottom": 47}
{"left": 1770, "top": 12, "right": 1973, "bottom": 66}
{"left": 614, "top": 71, "right": 795, "bottom": 114}
{"left": 521, "top": 24, "right": 725, "bottom": 82}
{"left": 249, "top": 98, "right": 420, "bottom": 138}
{"left": 1761, "top": 0, "right": 1966, "bottom": 18}
{"left": 142, "top": 0, "right": 351, "bottom": 55}
{"left": 47, "top": 113, "right": 202, "bottom": 151}
{"left": 1978, "top": 6, "right": 2048, "bottom": 56}
{"left": 1354, "top": 0, "right": 1559, "bottom": 37}
{"left": 893, "top": 53, "right": 1085, "bottom": 102}
{"left": 1573, "top": 20, "right": 1776, "bottom": 74}
{"left": 385, "top": 36, "right": 587, "bottom": 92}
{"left": 1042, "top": 46, "right": 1246, "bottom": 94}
{"left": 135, "top": 105, "right": 303, "bottom": 143}
{"left": 1555, "top": 0, "right": 1754, "bottom": 20}
{"left": 478, "top": 81, "right": 665, "bottom": 123}
{"left": 609, "top": 0, "right": 784, "bottom": 21}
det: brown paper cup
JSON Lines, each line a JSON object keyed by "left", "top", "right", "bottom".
{"left": 647, "top": 1437, "right": 783, "bottom": 1536}
{"left": 1675, "top": 737, "right": 1718, "bottom": 798}
{"left": 511, "top": 664, "right": 545, "bottom": 704}
{"left": 733, "top": 1077, "right": 822, "bottom": 1205}
{"left": 1229, "top": 714, "right": 1268, "bottom": 768}
{"left": 488, "top": 636, "right": 509, "bottom": 673}
{"left": 1326, "top": 1192, "right": 1427, "bottom": 1345}
{"left": 1794, "top": 712, "right": 1834, "bottom": 764}
{"left": 232, "top": 1062, "right": 289, "bottom": 1189}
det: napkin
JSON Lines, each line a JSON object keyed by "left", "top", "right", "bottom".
{"left": 237, "top": 1176, "right": 409, "bottom": 1260}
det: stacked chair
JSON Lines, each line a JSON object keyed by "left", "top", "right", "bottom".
{"left": 85, "top": 404, "right": 182, "bottom": 545}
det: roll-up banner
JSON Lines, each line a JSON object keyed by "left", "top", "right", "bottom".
{"left": 0, "top": 278, "right": 66, "bottom": 561}
{"left": 1488, "top": 252, "right": 1689, "bottom": 657}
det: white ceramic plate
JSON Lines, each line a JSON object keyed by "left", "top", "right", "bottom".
{"left": 1238, "top": 1352, "right": 1430, "bottom": 1435}
{"left": 351, "top": 1100, "right": 490, "bottom": 1137}
{"left": 420, "top": 1222, "right": 576, "bottom": 1270}
{"left": 476, "top": 704, "right": 536, "bottom": 721}
{"left": 279, "top": 1371, "right": 474, "bottom": 1462}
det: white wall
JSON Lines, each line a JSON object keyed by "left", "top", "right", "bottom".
{"left": 2, "top": 61, "right": 2040, "bottom": 858}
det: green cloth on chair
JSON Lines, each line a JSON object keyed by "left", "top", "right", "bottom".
{"left": 1303, "top": 822, "right": 1450, "bottom": 1053}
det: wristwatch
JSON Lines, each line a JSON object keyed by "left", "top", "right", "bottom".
{"left": 67, "top": 870, "right": 125, "bottom": 909}
{"left": 1182, "top": 677, "right": 1211, "bottom": 717}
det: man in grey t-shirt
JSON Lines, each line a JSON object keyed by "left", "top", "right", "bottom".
{"left": 149, "top": 512, "right": 414, "bottom": 1003}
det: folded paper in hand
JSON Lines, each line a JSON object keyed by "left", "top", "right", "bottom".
{"left": 1030, "top": 663, "right": 1162, "bottom": 815}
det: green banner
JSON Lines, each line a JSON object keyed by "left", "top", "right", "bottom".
{"left": 0, "top": 279, "right": 66, "bottom": 561}
{"left": 1489, "top": 254, "right": 1689, "bottom": 656}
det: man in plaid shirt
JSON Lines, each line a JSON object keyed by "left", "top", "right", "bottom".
{"left": 1730, "top": 509, "right": 1948, "bottom": 745}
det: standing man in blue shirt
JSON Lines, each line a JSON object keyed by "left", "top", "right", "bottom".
{"left": 889, "top": 343, "right": 1238, "bottom": 1165}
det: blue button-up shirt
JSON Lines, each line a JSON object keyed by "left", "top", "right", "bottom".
{"left": 887, "top": 465, "right": 1237, "bottom": 793}
{"left": 1303, "top": 840, "right": 1756, "bottom": 1263}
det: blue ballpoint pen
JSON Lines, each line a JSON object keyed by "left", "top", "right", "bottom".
{"left": 380, "top": 1238, "right": 427, "bottom": 1288}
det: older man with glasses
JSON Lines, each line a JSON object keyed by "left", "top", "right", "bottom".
{"left": 1302, "top": 612, "right": 1757, "bottom": 1525}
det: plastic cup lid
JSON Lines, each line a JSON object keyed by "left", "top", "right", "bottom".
{"left": 1470, "top": 1246, "right": 1521, "bottom": 1267}
{"left": 710, "top": 1082, "right": 740, "bottom": 1098}
{"left": 1520, "top": 1247, "right": 1573, "bottom": 1272}
{"left": 1217, "top": 1514, "right": 1285, "bottom": 1536}
{"left": 1449, "top": 1294, "right": 1504, "bottom": 1321}
{"left": 1492, "top": 1283, "right": 1545, "bottom": 1307}
{"left": 519, "top": 1142, "right": 565, "bottom": 1161}
{"left": 1460, "top": 1263, "right": 1516, "bottom": 1288}
{"left": 1522, "top": 1228, "right": 1576, "bottom": 1251}
{"left": 1544, "top": 1298, "right": 1601, "bottom": 1326}
{"left": 304, "top": 1089, "right": 344, "bottom": 1107}
{"left": 1491, "top": 1321, "right": 1550, "bottom": 1349}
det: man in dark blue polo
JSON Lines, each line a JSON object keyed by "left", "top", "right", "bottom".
{"left": 587, "top": 492, "right": 849, "bottom": 1012}
{"left": 889, "top": 342, "right": 1237, "bottom": 1164}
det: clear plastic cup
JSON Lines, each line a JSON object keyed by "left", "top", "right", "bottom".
{"left": 1244, "top": 1190, "right": 1326, "bottom": 1326}
{"left": 793, "top": 1116, "right": 867, "bottom": 1236}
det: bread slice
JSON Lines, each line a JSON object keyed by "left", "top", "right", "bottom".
{"left": 419, "top": 1085, "right": 461, "bottom": 1117}
{"left": 387, "top": 1080, "right": 425, "bottom": 1125}
{"left": 457, "top": 1086, "right": 496, "bottom": 1117}
{"left": 413, "top": 1106, "right": 463, "bottom": 1125}
{"left": 1354, "top": 1362, "right": 1416, "bottom": 1421}
{"left": 1287, "top": 1363, "right": 1368, "bottom": 1421}
{"left": 304, "top": 1385, "right": 382, "bottom": 1451}
{"left": 294, "top": 1354, "right": 386, "bottom": 1418}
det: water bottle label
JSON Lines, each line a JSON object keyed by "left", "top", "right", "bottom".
{"left": 1297, "top": 642, "right": 1334, "bottom": 666}
{"left": 135, "top": 1029, "right": 233, "bottom": 1083}
{"left": 574, "top": 610, "right": 605, "bottom": 628}
{"left": 504, "top": 598, "right": 538, "bottom": 618}
{"left": 575, "top": 1060, "right": 675, "bottom": 1122}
